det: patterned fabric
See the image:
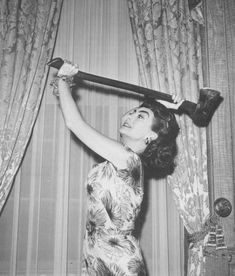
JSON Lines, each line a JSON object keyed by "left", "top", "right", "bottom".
{"left": 0, "top": 0, "right": 63, "bottom": 212}
{"left": 82, "top": 147, "right": 146, "bottom": 276}
{"left": 127, "top": 0, "right": 209, "bottom": 275}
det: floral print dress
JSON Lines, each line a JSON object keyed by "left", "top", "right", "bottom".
{"left": 82, "top": 147, "right": 146, "bottom": 276}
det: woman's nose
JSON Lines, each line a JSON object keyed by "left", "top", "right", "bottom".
{"left": 126, "top": 115, "right": 134, "bottom": 122}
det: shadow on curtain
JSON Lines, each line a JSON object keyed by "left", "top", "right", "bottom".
{"left": 0, "top": 0, "right": 63, "bottom": 213}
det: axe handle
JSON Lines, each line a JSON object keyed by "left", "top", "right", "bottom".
{"left": 47, "top": 58, "right": 196, "bottom": 114}
{"left": 75, "top": 71, "right": 173, "bottom": 102}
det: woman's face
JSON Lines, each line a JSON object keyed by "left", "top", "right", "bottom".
{"left": 119, "top": 107, "right": 156, "bottom": 141}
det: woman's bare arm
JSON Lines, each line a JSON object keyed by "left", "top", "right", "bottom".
{"left": 57, "top": 78, "right": 130, "bottom": 169}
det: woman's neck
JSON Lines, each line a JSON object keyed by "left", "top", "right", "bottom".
{"left": 120, "top": 136, "right": 146, "bottom": 154}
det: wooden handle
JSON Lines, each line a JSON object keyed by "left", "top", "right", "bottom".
{"left": 47, "top": 58, "right": 223, "bottom": 127}
{"left": 48, "top": 58, "right": 179, "bottom": 103}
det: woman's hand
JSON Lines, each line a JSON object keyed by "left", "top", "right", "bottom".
{"left": 157, "top": 94, "right": 184, "bottom": 110}
{"left": 57, "top": 60, "right": 79, "bottom": 77}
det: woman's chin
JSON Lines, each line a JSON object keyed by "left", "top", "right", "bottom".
{"left": 119, "top": 127, "right": 125, "bottom": 135}
{"left": 119, "top": 132, "right": 127, "bottom": 142}
{"left": 119, "top": 126, "right": 130, "bottom": 135}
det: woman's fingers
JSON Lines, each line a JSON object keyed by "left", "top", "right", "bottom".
{"left": 175, "top": 99, "right": 184, "bottom": 109}
{"left": 157, "top": 100, "right": 175, "bottom": 109}
{"left": 172, "top": 94, "right": 183, "bottom": 103}
{"left": 57, "top": 61, "right": 79, "bottom": 77}
{"left": 157, "top": 96, "right": 184, "bottom": 110}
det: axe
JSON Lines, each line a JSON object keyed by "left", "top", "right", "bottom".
{"left": 47, "top": 58, "right": 223, "bottom": 127}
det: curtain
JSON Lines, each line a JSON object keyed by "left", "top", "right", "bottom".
{"left": 0, "top": 0, "right": 184, "bottom": 275}
{"left": 0, "top": 0, "right": 63, "bottom": 213}
{"left": 127, "top": 0, "right": 209, "bottom": 275}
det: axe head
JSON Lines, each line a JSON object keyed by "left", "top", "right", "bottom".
{"left": 191, "top": 88, "right": 223, "bottom": 127}
{"left": 47, "top": 57, "right": 64, "bottom": 69}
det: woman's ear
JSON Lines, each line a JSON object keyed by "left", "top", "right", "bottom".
{"left": 150, "top": 131, "right": 158, "bottom": 141}
{"left": 145, "top": 131, "right": 158, "bottom": 143}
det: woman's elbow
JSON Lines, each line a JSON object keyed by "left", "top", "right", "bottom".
{"left": 65, "top": 117, "right": 85, "bottom": 134}
{"left": 64, "top": 117, "right": 75, "bottom": 131}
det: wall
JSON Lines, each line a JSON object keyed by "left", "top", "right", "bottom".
{"left": 202, "top": 0, "right": 235, "bottom": 274}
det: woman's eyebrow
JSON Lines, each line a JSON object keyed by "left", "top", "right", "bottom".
{"left": 139, "top": 110, "right": 150, "bottom": 117}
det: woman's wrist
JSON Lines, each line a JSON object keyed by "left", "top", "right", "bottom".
{"left": 50, "top": 75, "right": 75, "bottom": 97}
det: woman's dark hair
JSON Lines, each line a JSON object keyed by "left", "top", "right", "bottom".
{"left": 140, "top": 98, "right": 180, "bottom": 179}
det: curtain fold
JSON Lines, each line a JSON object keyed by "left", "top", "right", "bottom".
{"left": 127, "top": 0, "right": 209, "bottom": 275}
{"left": 0, "top": 0, "right": 63, "bottom": 213}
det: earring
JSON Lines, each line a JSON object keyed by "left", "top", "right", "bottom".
{"left": 145, "top": 138, "right": 150, "bottom": 145}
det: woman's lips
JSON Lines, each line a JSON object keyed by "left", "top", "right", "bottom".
{"left": 122, "top": 122, "right": 131, "bottom": 128}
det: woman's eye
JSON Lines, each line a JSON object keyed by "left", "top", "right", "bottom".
{"left": 129, "top": 109, "right": 136, "bottom": 115}
{"left": 138, "top": 114, "right": 144, "bottom": 119}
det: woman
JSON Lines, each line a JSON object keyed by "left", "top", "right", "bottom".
{"left": 52, "top": 61, "right": 183, "bottom": 276}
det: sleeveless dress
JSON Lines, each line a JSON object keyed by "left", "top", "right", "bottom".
{"left": 82, "top": 147, "right": 147, "bottom": 276}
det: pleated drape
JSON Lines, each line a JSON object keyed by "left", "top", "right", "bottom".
{"left": 0, "top": 0, "right": 63, "bottom": 213}
{"left": 127, "top": 0, "right": 209, "bottom": 275}
{"left": 0, "top": 1, "right": 184, "bottom": 275}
